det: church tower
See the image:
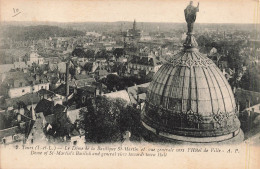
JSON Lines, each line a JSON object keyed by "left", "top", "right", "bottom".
{"left": 133, "top": 19, "right": 136, "bottom": 31}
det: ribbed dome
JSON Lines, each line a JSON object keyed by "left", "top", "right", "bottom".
{"left": 147, "top": 49, "right": 236, "bottom": 116}
{"left": 142, "top": 48, "right": 241, "bottom": 140}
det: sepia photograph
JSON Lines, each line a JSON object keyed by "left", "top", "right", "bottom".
{"left": 0, "top": 0, "right": 260, "bottom": 168}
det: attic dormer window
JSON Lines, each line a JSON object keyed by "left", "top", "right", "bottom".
{"left": 13, "top": 134, "right": 19, "bottom": 141}
{"left": 2, "top": 138, "right": 6, "bottom": 144}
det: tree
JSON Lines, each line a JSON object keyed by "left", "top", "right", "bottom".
{"left": 95, "top": 49, "right": 109, "bottom": 60}
{"left": 197, "top": 35, "right": 211, "bottom": 48}
{"left": 113, "top": 48, "right": 125, "bottom": 59}
{"left": 72, "top": 48, "right": 86, "bottom": 58}
{"left": 119, "top": 105, "right": 142, "bottom": 140}
{"left": 85, "top": 49, "right": 95, "bottom": 58}
{"left": 105, "top": 74, "right": 123, "bottom": 91}
{"left": 43, "top": 111, "right": 73, "bottom": 140}
{"left": 240, "top": 64, "right": 260, "bottom": 92}
{"left": 0, "top": 110, "right": 18, "bottom": 130}
{"left": 69, "top": 67, "right": 76, "bottom": 79}
{"left": 79, "top": 96, "right": 140, "bottom": 143}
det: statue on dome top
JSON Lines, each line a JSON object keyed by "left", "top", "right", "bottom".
{"left": 184, "top": 1, "right": 199, "bottom": 33}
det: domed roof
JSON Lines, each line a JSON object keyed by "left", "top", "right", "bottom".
{"left": 142, "top": 48, "right": 240, "bottom": 138}
{"left": 147, "top": 50, "right": 236, "bottom": 115}
{"left": 141, "top": 4, "right": 243, "bottom": 143}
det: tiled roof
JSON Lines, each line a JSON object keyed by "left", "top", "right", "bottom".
{"left": 53, "top": 104, "right": 66, "bottom": 114}
{"left": 69, "top": 78, "right": 96, "bottom": 88}
{"left": 235, "top": 88, "right": 260, "bottom": 109}
{"left": 57, "top": 62, "right": 67, "bottom": 73}
{"left": 53, "top": 84, "right": 74, "bottom": 96}
{"left": 67, "top": 108, "right": 80, "bottom": 124}
{"left": 70, "top": 129, "right": 80, "bottom": 137}
{"left": 2, "top": 93, "right": 41, "bottom": 109}
{"left": 77, "top": 86, "right": 96, "bottom": 93}
{"left": 35, "top": 99, "right": 54, "bottom": 116}
{"left": 4, "top": 71, "right": 28, "bottom": 81}
{"left": 74, "top": 74, "right": 92, "bottom": 80}
{"left": 104, "top": 90, "right": 131, "bottom": 103}
{"left": 0, "top": 64, "right": 14, "bottom": 74}
{"left": 129, "top": 56, "right": 162, "bottom": 67}
{"left": 45, "top": 114, "right": 55, "bottom": 124}
{"left": 96, "top": 70, "right": 108, "bottom": 76}
{"left": 127, "top": 83, "right": 150, "bottom": 104}
{"left": 38, "top": 89, "right": 56, "bottom": 97}
{"left": 3, "top": 71, "right": 48, "bottom": 88}
{"left": 14, "top": 62, "right": 27, "bottom": 68}
{"left": 0, "top": 126, "right": 20, "bottom": 140}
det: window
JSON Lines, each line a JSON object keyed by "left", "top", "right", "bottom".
{"left": 82, "top": 96, "right": 86, "bottom": 103}
{"left": 73, "top": 141, "right": 77, "bottom": 145}
{"left": 41, "top": 86, "right": 43, "bottom": 89}
{"left": 2, "top": 138, "right": 6, "bottom": 144}
{"left": 22, "top": 89, "right": 25, "bottom": 93}
{"left": 32, "top": 87, "right": 35, "bottom": 91}
{"left": 13, "top": 135, "right": 19, "bottom": 141}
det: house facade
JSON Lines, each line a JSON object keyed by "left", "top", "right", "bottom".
{"left": 8, "top": 82, "right": 49, "bottom": 98}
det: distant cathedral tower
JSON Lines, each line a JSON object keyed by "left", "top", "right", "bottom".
{"left": 133, "top": 19, "right": 136, "bottom": 31}
{"left": 124, "top": 19, "right": 140, "bottom": 40}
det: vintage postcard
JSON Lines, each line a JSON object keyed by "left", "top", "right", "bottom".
{"left": 0, "top": 0, "right": 260, "bottom": 168}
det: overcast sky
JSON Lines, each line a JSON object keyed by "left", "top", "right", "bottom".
{"left": 1, "top": 0, "right": 259, "bottom": 23}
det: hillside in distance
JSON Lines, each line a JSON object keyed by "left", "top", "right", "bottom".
{"left": 0, "top": 25, "right": 85, "bottom": 41}
{"left": 2, "top": 21, "right": 259, "bottom": 31}
{"left": 0, "top": 21, "right": 259, "bottom": 41}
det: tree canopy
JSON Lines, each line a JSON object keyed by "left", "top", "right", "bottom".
{"left": 102, "top": 74, "right": 149, "bottom": 91}
{"left": 0, "top": 110, "right": 18, "bottom": 130}
{"left": 113, "top": 48, "right": 125, "bottom": 58}
{"left": 79, "top": 96, "right": 141, "bottom": 143}
{"left": 72, "top": 48, "right": 86, "bottom": 58}
{"left": 240, "top": 64, "right": 260, "bottom": 92}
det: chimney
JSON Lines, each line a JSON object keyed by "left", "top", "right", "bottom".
{"left": 1, "top": 74, "right": 6, "bottom": 82}
{"left": 17, "top": 113, "right": 21, "bottom": 122}
{"left": 66, "top": 62, "right": 70, "bottom": 101}
{"left": 246, "top": 99, "right": 251, "bottom": 108}
{"left": 31, "top": 107, "right": 36, "bottom": 120}
{"left": 99, "top": 83, "right": 103, "bottom": 95}
{"left": 137, "top": 94, "right": 140, "bottom": 104}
